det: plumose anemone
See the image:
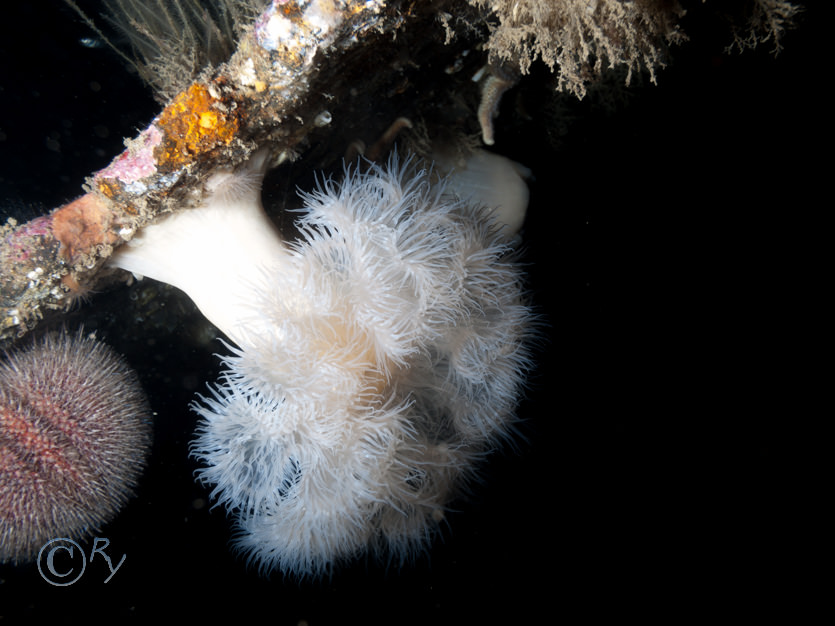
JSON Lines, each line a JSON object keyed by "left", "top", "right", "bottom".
{"left": 110, "top": 150, "right": 535, "bottom": 578}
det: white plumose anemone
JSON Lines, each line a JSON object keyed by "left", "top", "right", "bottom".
{"left": 110, "top": 150, "right": 535, "bottom": 578}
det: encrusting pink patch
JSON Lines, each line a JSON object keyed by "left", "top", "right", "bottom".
{"left": 95, "top": 125, "right": 162, "bottom": 184}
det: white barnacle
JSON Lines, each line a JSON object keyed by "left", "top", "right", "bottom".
{"left": 238, "top": 57, "right": 259, "bottom": 88}
{"left": 314, "top": 110, "right": 332, "bottom": 127}
{"left": 257, "top": 11, "right": 295, "bottom": 52}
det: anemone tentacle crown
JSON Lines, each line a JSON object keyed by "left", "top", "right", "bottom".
{"left": 112, "top": 151, "right": 535, "bottom": 578}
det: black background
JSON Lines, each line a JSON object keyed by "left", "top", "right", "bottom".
{"left": 0, "top": 1, "right": 821, "bottom": 622}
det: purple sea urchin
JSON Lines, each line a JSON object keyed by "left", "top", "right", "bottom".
{"left": 0, "top": 331, "right": 153, "bottom": 565}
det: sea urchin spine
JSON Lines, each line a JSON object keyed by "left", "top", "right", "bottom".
{"left": 0, "top": 331, "right": 153, "bottom": 565}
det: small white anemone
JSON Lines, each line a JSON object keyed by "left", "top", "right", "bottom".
{"left": 109, "top": 150, "right": 536, "bottom": 579}
{"left": 432, "top": 146, "right": 532, "bottom": 238}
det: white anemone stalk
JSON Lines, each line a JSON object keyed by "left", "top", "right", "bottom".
{"left": 110, "top": 149, "right": 535, "bottom": 578}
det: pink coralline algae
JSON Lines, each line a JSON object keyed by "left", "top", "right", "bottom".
{"left": 95, "top": 125, "right": 162, "bottom": 185}
{"left": 2, "top": 215, "right": 54, "bottom": 263}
